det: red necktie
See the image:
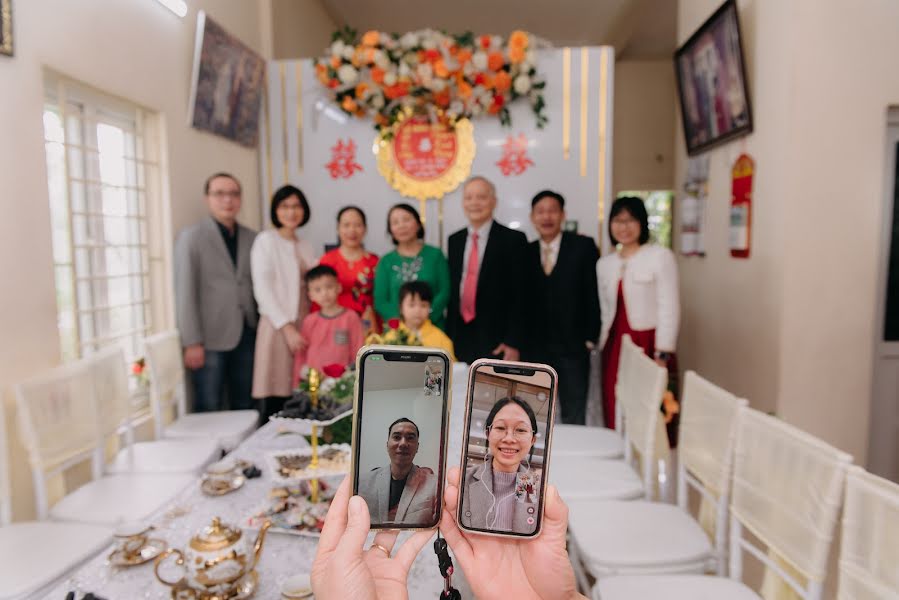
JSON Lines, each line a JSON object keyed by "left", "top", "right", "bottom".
{"left": 461, "top": 232, "right": 479, "bottom": 323}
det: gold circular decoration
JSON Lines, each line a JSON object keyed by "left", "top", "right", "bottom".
{"left": 376, "top": 115, "right": 475, "bottom": 200}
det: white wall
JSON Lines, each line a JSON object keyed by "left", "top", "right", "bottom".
{"left": 676, "top": 0, "right": 899, "bottom": 464}
{"left": 0, "top": 0, "right": 267, "bottom": 521}
{"left": 271, "top": 0, "right": 338, "bottom": 59}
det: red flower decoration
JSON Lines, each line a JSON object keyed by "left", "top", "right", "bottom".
{"left": 387, "top": 318, "right": 401, "bottom": 330}
{"left": 322, "top": 364, "right": 346, "bottom": 378}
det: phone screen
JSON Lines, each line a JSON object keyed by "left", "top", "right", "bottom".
{"left": 353, "top": 348, "right": 449, "bottom": 529}
{"left": 458, "top": 362, "right": 556, "bottom": 537}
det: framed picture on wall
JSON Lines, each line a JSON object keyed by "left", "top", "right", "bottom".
{"left": 674, "top": 0, "right": 753, "bottom": 155}
{"left": 187, "top": 11, "right": 266, "bottom": 147}
{"left": 1, "top": 0, "right": 13, "bottom": 57}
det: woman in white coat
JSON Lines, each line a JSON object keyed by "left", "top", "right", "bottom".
{"left": 598, "top": 196, "right": 680, "bottom": 437}
{"left": 250, "top": 185, "right": 317, "bottom": 422}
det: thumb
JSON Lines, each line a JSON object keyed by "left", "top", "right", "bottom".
{"left": 334, "top": 496, "right": 371, "bottom": 560}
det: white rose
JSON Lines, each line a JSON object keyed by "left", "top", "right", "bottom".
{"left": 373, "top": 50, "right": 390, "bottom": 69}
{"left": 430, "top": 78, "right": 446, "bottom": 92}
{"left": 337, "top": 64, "right": 358, "bottom": 85}
{"left": 398, "top": 62, "right": 412, "bottom": 78}
{"left": 401, "top": 95, "right": 416, "bottom": 108}
{"left": 472, "top": 51, "right": 488, "bottom": 71}
{"left": 331, "top": 40, "right": 346, "bottom": 57}
{"left": 462, "top": 62, "right": 475, "bottom": 77}
{"left": 383, "top": 71, "right": 397, "bottom": 86}
{"left": 513, "top": 74, "right": 531, "bottom": 95}
{"left": 371, "top": 94, "right": 385, "bottom": 109}
{"left": 380, "top": 33, "right": 392, "bottom": 46}
{"left": 421, "top": 36, "right": 437, "bottom": 50}
{"left": 342, "top": 46, "right": 355, "bottom": 60}
{"left": 449, "top": 100, "right": 464, "bottom": 115}
{"left": 400, "top": 32, "right": 418, "bottom": 49}
{"left": 491, "top": 35, "right": 503, "bottom": 49}
{"left": 470, "top": 103, "right": 483, "bottom": 116}
{"left": 417, "top": 63, "right": 433, "bottom": 80}
{"left": 524, "top": 49, "right": 536, "bottom": 66}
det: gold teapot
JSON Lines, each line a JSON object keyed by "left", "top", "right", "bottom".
{"left": 155, "top": 517, "right": 271, "bottom": 598}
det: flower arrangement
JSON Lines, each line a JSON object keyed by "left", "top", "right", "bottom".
{"left": 130, "top": 357, "right": 149, "bottom": 388}
{"left": 365, "top": 319, "right": 424, "bottom": 346}
{"left": 315, "top": 27, "right": 547, "bottom": 135}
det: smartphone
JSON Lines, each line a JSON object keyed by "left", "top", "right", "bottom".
{"left": 457, "top": 359, "right": 557, "bottom": 538}
{"left": 351, "top": 346, "right": 451, "bottom": 530}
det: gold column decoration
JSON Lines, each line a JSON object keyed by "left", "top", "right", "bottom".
{"left": 308, "top": 367, "right": 321, "bottom": 504}
{"left": 579, "top": 47, "right": 589, "bottom": 177}
{"left": 295, "top": 61, "right": 304, "bottom": 173}
{"left": 562, "top": 48, "right": 571, "bottom": 160}
{"left": 597, "top": 49, "right": 610, "bottom": 250}
{"left": 262, "top": 70, "right": 273, "bottom": 204}
{"left": 279, "top": 62, "right": 289, "bottom": 183}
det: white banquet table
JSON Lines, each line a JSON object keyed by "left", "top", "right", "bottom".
{"left": 44, "top": 364, "right": 472, "bottom": 600}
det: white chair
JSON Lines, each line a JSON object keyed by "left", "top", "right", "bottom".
{"left": 0, "top": 396, "right": 112, "bottom": 600}
{"left": 595, "top": 408, "right": 853, "bottom": 600}
{"left": 551, "top": 336, "right": 667, "bottom": 502}
{"left": 551, "top": 423, "right": 623, "bottom": 459}
{"left": 87, "top": 346, "right": 219, "bottom": 475}
{"left": 836, "top": 466, "right": 899, "bottom": 599}
{"left": 14, "top": 361, "right": 194, "bottom": 526}
{"left": 144, "top": 330, "right": 257, "bottom": 453}
{"left": 568, "top": 371, "right": 747, "bottom": 581}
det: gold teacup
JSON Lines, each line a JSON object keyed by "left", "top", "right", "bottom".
{"left": 114, "top": 522, "right": 154, "bottom": 558}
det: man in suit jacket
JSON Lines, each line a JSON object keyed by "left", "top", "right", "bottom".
{"left": 357, "top": 419, "right": 438, "bottom": 526}
{"left": 174, "top": 173, "right": 258, "bottom": 413}
{"left": 447, "top": 176, "right": 529, "bottom": 364}
{"left": 525, "top": 190, "right": 600, "bottom": 424}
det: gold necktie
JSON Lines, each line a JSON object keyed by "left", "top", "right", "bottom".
{"left": 542, "top": 245, "right": 553, "bottom": 275}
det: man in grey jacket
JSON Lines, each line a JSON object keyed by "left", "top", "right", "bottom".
{"left": 358, "top": 418, "right": 438, "bottom": 527}
{"left": 174, "top": 173, "right": 258, "bottom": 412}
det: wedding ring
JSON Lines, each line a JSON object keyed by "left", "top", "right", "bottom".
{"left": 370, "top": 543, "right": 391, "bottom": 558}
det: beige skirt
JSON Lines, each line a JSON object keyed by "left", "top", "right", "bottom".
{"left": 251, "top": 316, "right": 296, "bottom": 398}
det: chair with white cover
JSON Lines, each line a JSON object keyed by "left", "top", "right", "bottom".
{"left": 594, "top": 408, "right": 853, "bottom": 600}
{"left": 551, "top": 422, "right": 623, "bottom": 460}
{"left": 87, "top": 346, "right": 219, "bottom": 475}
{"left": 0, "top": 398, "right": 111, "bottom": 600}
{"left": 836, "top": 466, "right": 899, "bottom": 599}
{"left": 551, "top": 336, "right": 667, "bottom": 502}
{"left": 144, "top": 330, "right": 257, "bottom": 453}
{"left": 568, "top": 371, "right": 747, "bottom": 582}
{"left": 14, "top": 361, "right": 194, "bottom": 526}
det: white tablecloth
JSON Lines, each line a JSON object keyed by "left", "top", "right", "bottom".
{"left": 45, "top": 364, "right": 472, "bottom": 600}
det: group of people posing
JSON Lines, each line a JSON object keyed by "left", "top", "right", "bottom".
{"left": 175, "top": 173, "right": 679, "bottom": 429}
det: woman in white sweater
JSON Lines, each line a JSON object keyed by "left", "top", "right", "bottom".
{"left": 598, "top": 196, "right": 680, "bottom": 433}
{"left": 250, "top": 185, "right": 317, "bottom": 421}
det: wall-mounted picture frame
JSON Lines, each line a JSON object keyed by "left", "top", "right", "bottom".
{"left": 674, "top": 0, "right": 753, "bottom": 156}
{"left": 1, "top": 0, "right": 13, "bottom": 57}
{"left": 187, "top": 10, "right": 266, "bottom": 147}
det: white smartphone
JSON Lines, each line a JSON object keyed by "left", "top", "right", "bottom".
{"left": 351, "top": 345, "right": 451, "bottom": 530}
{"left": 457, "top": 359, "right": 558, "bottom": 538}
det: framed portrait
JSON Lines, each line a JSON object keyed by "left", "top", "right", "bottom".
{"left": 674, "top": 0, "right": 753, "bottom": 155}
{"left": 187, "top": 11, "right": 266, "bottom": 147}
{"left": 1, "top": 0, "right": 13, "bottom": 57}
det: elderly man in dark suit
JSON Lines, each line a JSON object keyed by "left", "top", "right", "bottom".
{"left": 174, "top": 173, "right": 258, "bottom": 412}
{"left": 447, "top": 176, "right": 529, "bottom": 364}
{"left": 525, "top": 190, "right": 600, "bottom": 424}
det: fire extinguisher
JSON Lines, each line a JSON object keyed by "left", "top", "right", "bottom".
{"left": 730, "top": 154, "right": 754, "bottom": 258}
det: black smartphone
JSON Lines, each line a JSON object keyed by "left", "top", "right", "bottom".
{"left": 351, "top": 346, "right": 451, "bottom": 530}
{"left": 457, "top": 359, "right": 558, "bottom": 538}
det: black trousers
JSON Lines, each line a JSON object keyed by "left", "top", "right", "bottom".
{"left": 537, "top": 350, "right": 590, "bottom": 425}
{"left": 452, "top": 317, "right": 502, "bottom": 365}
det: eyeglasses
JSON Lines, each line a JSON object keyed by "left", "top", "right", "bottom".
{"left": 610, "top": 217, "right": 638, "bottom": 226}
{"left": 488, "top": 424, "right": 534, "bottom": 440}
{"left": 209, "top": 190, "right": 241, "bottom": 199}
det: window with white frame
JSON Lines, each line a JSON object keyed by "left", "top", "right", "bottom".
{"left": 43, "top": 73, "right": 167, "bottom": 361}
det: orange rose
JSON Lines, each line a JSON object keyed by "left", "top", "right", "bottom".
{"left": 434, "top": 59, "right": 450, "bottom": 79}
{"left": 362, "top": 30, "right": 380, "bottom": 47}
{"left": 315, "top": 63, "right": 329, "bottom": 85}
{"left": 351, "top": 49, "right": 363, "bottom": 67}
{"left": 341, "top": 96, "right": 358, "bottom": 113}
{"left": 456, "top": 48, "right": 472, "bottom": 65}
{"left": 508, "top": 45, "right": 526, "bottom": 64}
{"left": 330, "top": 56, "right": 341, "bottom": 69}
{"left": 375, "top": 113, "right": 389, "bottom": 126}
{"left": 481, "top": 72, "right": 495, "bottom": 89}
{"left": 509, "top": 30, "right": 529, "bottom": 50}
{"left": 487, "top": 51, "right": 505, "bottom": 72}
{"left": 371, "top": 67, "right": 386, "bottom": 84}
{"left": 434, "top": 90, "right": 451, "bottom": 107}
{"left": 364, "top": 48, "right": 377, "bottom": 64}
{"left": 355, "top": 82, "right": 369, "bottom": 97}
{"left": 458, "top": 80, "right": 473, "bottom": 99}
{"left": 479, "top": 35, "right": 492, "bottom": 49}
{"left": 496, "top": 70, "right": 513, "bottom": 92}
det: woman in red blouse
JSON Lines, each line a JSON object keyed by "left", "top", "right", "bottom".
{"left": 319, "top": 206, "right": 380, "bottom": 333}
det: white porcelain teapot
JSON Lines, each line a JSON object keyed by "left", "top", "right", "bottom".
{"left": 155, "top": 516, "right": 271, "bottom": 596}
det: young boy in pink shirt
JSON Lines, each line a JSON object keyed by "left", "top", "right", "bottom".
{"left": 292, "top": 265, "right": 364, "bottom": 387}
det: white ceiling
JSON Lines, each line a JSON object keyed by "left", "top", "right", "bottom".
{"left": 318, "top": 0, "right": 677, "bottom": 59}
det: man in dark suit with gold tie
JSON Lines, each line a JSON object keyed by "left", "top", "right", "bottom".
{"left": 447, "top": 176, "right": 529, "bottom": 364}
{"left": 525, "top": 190, "right": 600, "bottom": 424}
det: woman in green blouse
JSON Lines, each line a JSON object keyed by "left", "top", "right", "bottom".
{"left": 374, "top": 203, "right": 450, "bottom": 330}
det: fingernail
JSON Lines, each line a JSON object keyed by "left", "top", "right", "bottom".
{"left": 349, "top": 495, "right": 363, "bottom": 517}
